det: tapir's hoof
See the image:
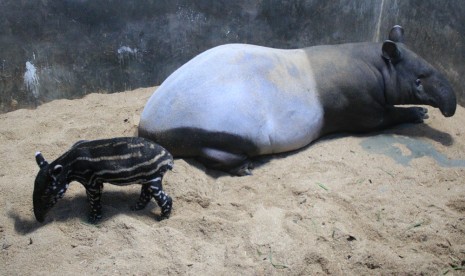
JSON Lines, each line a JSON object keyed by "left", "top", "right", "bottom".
{"left": 414, "top": 107, "right": 429, "bottom": 123}
{"left": 157, "top": 197, "right": 172, "bottom": 221}
{"left": 88, "top": 213, "right": 102, "bottom": 224}
{"left": 157, "top": 211, "right": 171, "bottom": 221}
{"left": 230, "top": 161, "right": 254, "bottom": 176}
{"left": 158, "top": 213, "right": 170, "bottom": 221}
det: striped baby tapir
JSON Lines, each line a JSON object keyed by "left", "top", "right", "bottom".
{"left": 33, "top": 137, "right": 174, "bottom": 223}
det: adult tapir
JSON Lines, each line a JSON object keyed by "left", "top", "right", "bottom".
{"left": 139, "top": 26, "right": 456, "bottom": 175}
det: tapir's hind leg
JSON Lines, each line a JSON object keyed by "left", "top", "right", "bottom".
{"left": 198, "top": 148, "right": 253, "bottom": 176}
{"left": 132, "top": 176, "right": 172, "bottom": 219}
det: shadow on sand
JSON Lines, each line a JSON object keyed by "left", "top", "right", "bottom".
{"left": 10, "top": 190, "right": 165, "bottom": 235}
{"left": 188, "top": 121, "right": 460, "bottom": 178}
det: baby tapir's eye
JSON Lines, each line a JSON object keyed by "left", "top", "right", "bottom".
{"left": 415, "top": 79, "right": 422, "bottom": 86}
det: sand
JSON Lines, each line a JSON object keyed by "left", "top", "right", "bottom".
{"left": 1, "top": 87, "right": 464, "bottom": 275}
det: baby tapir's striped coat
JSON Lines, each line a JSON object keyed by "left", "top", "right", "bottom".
{"left": 33, "top": 137, "right": 173, "bottom": 223}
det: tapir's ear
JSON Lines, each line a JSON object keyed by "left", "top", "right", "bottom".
{"left": 35, "top": 152, "right": 48, "bottom": 168}
{"left": 388, "top": 25, "right": 405, "bottom": 43}
{"left": 51, "top": 165, "right": 63, "bottom": 176}
{"left": 382, "top": 40, "right": 401, "bottom": 63}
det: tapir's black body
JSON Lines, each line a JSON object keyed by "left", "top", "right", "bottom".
{"left": 139, "top": 26, "right": 457, "bottom": 175}
{"left": 310, "top": 41, "right": 456, "bottom": 135}
{"left": 33, "top": 137, "right": 173, "bottom": 223}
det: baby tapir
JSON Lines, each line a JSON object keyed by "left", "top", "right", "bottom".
{"left": 33, "top": 137, "right": 174, "bottom": 223}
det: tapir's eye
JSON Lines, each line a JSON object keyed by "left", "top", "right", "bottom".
{"left": 415, "top": 79, "right": 422, "bottom": 86}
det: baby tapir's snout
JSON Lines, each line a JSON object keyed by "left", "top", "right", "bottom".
{"left": 33, "top": 137, "right": 174, "bottom": 223}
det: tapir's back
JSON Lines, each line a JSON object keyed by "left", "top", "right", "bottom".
{"left": 139, "top": 44, "right": 324, "bottom": 155}
{"left": 64, "top": 137, "right": 173, "bottom": 185}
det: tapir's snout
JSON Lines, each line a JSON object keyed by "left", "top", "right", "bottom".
{"left": 33, "top": 192, "right": 48, "bottom": 223}
{"left": 33, "top": 202, "right": 47, "bottom": 223}
{"left": 436, "top": 85, "right": 457, "bottom": 117}
{"left": 441, "top": 107, "right": 455, "bottom": 117}
{"left": 34, "top": 210, "right": 46, "bottom": 223}
{"left": 439, "top": 97, "right": 456, "bottom": 117}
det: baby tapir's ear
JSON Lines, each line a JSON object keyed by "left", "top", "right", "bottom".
{"left": 35, "top": 152, "right": 48, "bottom": 168}
{"left": 52, "top": 165, "right": 63, "bottom": 176}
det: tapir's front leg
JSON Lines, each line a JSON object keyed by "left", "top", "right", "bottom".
{"left": 381, "top": 106, "right": 429, "bottom": 128}
{"left": 86, "top": 182, "right": 103, "bottom": 223}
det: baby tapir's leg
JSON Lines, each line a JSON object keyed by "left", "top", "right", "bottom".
{"left": 132, "top": 176, "right": 172, "bottom": 219}
{"left": 86, "top": 182, "right": 103, "bottom": 223}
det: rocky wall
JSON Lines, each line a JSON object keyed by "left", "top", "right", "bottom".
{"left": 0, "top": 0, "right": 463, "bottom": 112}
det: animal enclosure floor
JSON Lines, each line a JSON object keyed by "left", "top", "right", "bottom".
{"left": 1, "top": 87, "right": 465, "bottom": 275}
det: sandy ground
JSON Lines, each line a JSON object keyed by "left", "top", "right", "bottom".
{"left": 1, "top": 87, "right": 465, "bottom": 275}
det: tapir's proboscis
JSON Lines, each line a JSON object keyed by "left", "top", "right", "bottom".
{"left": 33, "top": 137, "right": 173, "bottom": 223}
{"left": 139, "top": 25, "right": 457, "bottom": 175}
